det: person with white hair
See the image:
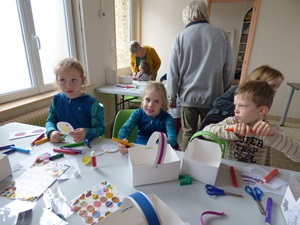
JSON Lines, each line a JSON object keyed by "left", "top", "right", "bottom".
{"left": 167, "top": 0, "right": 234, "bottom": 151}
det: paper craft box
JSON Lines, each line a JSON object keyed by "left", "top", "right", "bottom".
{"left": 281, "top": 185, "right": 300, "bottom": 225}
{"left": 128, "top": 132, "right": 180, "bottom": 186}
{"left": 0, "top": 154, "right": 12, "bottom": 182}
{"left": 97, "top": 192, "right": 185, "bottom": 225}
{"left": 181, "top": 138, "right": 222, "bottom": 185}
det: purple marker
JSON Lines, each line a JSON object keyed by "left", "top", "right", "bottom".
{"left": 265, "top": 197, "right": 273, "bottom": 225}
{"left": 60, "top": 147, "right": 83, "bottom": 154}
{"left": 0, "top": 144, "right": 15, "bottom": 150}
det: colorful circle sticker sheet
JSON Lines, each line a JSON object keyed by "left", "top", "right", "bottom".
{"left": 69, "top": 181, "right": 125, "bottom": 225}
{"left": 0, "top": 160, "right": 69, "bottom": 202}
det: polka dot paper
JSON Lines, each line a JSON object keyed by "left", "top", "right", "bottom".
{"left": 68, "top": 181, "right": 125, "bottom": 225}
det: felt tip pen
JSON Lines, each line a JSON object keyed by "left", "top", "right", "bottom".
{"left": 10, "top": 147, "right": 30, "bottom": 154}
{"left": 30, "top": 133, "right": 45, "bottom": 146}
{"left": 230, "top": 166, "right": 238, "bottom": 187}
{"left": 35, "top": 138, "right": 49, "bottom": 145}
{"left": 0, "top": 144, "right": 15, "bottom": 150}
{"left": 3, "top": 149, "right": 16, "bottom": 154}
{"left": 265, "top": 197, "right": 273, "bottom": 225}
{"left": 49, "top": 153, "right": 64, "bottom": 160}
{"left": 60, "top": 147, "right": 83, "bottom": 154}
{"left": 111, "top": 137, "right": 134, "bottom": 147}
{"left": 60, "top": 142, "right": 85, "bottom": 148}
{"left": 262, "top": 168, "right": 279, "bottom": 183}
{"left": 53, "top": 148, "right": 77, "bottom": 154}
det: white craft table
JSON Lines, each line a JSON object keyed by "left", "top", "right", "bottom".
{"left": 0, "top": 122, "right": 297, "bottom": 225}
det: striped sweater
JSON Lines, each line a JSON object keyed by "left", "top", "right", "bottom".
{"left": 203, "top": 116, "right": 300, "bottom": 166}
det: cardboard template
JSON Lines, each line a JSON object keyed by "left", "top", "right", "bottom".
{"left": 129, "top": 143, "right": 180, "bottom": 187}
{"left": 181, "top": 138, "right": 222, "bottom": 185}
{"left": 0, "top": 154, "right": 12, "bottom": 182}
{"left": 97, "top": 193, "right": 184, "bottom": 225}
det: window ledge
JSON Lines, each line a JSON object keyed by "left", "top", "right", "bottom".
{"left": 0, "top": 91, "right": 58, "bottom": 114}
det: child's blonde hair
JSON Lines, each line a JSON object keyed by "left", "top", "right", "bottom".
{"left": 142, "top": 82, "right": 169, "bottom": 111}
{"left": 235, "top": 80, "right": 275, "bottom": 109}
{"left": 245, "top": 65, "right": 284, "bottom": 82}
{"left": 54, "top": 58, "right": 86, "bottom": 87}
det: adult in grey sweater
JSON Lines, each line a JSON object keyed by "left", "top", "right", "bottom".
{"left": 167, "top": 0, "right": 234, "bottom": 151}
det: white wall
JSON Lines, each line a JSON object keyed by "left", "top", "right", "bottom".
{"left": 139, "top": 0, "right": 300, "bottom": 120}
{"left": 248, "top": 0, "right": 300, "bottom": 119}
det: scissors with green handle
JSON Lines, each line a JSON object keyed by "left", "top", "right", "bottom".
{"left": 245, "top": 185, "right": 266, "bottom": 215}
{"left": 205, "top": 185, "right": 243, "bottom": 198}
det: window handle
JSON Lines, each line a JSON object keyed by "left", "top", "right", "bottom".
{"left": 33, "top": 35, "right": 41, "bottom": 50}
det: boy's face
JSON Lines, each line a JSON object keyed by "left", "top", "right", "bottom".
{"left": 234, "top": 94, "right": 265, "bottom": 126}
{"left": 142, "top": 89, "right": 163, "bottom": 118}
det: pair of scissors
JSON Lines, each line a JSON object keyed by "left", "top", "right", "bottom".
{"left": 205, "top": 185, "right": 243, "bottom": 198}
{"left": 245, "top": 185, "right": 266, "bottom": 215}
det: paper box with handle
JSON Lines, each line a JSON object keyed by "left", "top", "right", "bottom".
{"left": 128, "top": 132, "right": 180, "bottom": 186}
{"left": 181, "top": 131, "right": 225, "bottom": 185}
{"left": 97, "top": 191, "right": 185, "bottom": 225}
{"left": 0, "top": 154, "right": 12, "bottom": 182}
{"left": 281, "top": 185, "right": 300, "bottom": 225}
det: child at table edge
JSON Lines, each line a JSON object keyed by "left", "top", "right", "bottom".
{"left": 203, "top": 80, "right": 300, "bottom": 166}
{"left": 118, "top": 82, "right": 177, "bottom": 153}
{"left": 45, "top": 58, "right": 105, "bottom": 143}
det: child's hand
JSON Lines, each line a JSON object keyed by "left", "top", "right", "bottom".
{"left": 232, "top": 123, "right": 252, "bottom": 137}
{"left": 118, "top": 138, "right": 129, "bottom": 154}
{"left": 70, "top": 128, "right": 86, "bottom": 142}
{"left": 50, "top": 131, "right": 65, "bottom": 143}
{"left": 252, "top": 121, "right": 274, "bottom": 136}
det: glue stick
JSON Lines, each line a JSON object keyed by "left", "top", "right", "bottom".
{"left": 91, "top": 151, "right": 97, "bottom": 169}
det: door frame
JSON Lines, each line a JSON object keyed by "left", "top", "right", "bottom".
{"left": 207, "top": 0, "right": 261, "bottom": 84}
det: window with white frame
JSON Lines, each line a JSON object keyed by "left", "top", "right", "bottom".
{"left": 0, "top": 0, "right": 75, "bottom": 104}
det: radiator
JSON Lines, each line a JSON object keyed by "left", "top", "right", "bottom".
{"left": 1, "top": 107, "right": 49, "bottom": 127}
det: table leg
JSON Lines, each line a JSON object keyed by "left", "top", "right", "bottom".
{"left": 280, "top": 87, "right": 295, "bottom": 126}
{"left": 114, "top": 94, "right": 118, "bottom": 114}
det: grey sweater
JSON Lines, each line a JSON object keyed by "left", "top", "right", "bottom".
{"left": 167, "top": 21, "right": 234, "bottom": 109}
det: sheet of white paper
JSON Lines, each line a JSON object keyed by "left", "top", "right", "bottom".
{"left": 9, "top": 128, "right": 45, "bottom": 140}
{"left": 243, "top": 164, "right": 287, "bottom": 195}
{"left": 57, "top": 158, "right": 81, "bottom": 180}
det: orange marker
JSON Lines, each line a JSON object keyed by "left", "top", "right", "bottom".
{"left": 262, "top": 168, "right": 278, "bottom": 183}
{"left": 225, "top": 127, "right": 256, "bottom": 134}
{"left": 35, "top": 138, "right": 49, "bottom": 145}
{"left": 111, "top": 137, "right": 134, "bottom": 147}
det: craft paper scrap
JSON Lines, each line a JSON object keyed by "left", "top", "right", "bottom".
{"left": 0, "top": 160, "right": 69, "bottom": 202}
{"left": 0, "top": 200, "right": 36, "bottom": 225}
{"left": 9, "top": 128, "right": 45, "bottom": 140}
{"left": 68, "top": 181, "right": 125, "bottom": 225}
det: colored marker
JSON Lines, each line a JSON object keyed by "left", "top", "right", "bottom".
{"left": 60, "top": 142, "right": 85, "bottom": 148}
{"left": 49, "top": 153, "right": 64, "bottom": 160}
{"left": 225, "top": 127, "right": 256, "bottom": 134}
{"left": 0, "top": 144, "right": 15, "bottom": 150}
{"left": 35, "top": 138, "right": 49, "bottom": 145}
{"left": 3, "top": 149, "right": 16, "bottom": 154}
{"left": 11, "top": 147, "right": 30, "bottom": 154}
{"left": 53, "top": 148, "right": 77, "bottom": 154}
{"left": 262, "top": 168, "right": 278, "bottom": 183}
{"left": 265, "top": 197, "right": 273, "bottom": 225}
{"left": 111, "top": 137, "right": 134, "bottom": 147}
{"left": 30, "top": 133, "right": 45, "bottom": 146}
{"left": 230, "top": 166, "right": 238, "bottom": 187}
{"left": 60, "top": 147, "right": 83, "bottom": 154}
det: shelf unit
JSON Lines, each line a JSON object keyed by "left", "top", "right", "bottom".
{"left": 235, "top": 8, "right": 253, "bottom": 79}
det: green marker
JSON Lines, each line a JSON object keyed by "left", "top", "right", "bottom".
{"left": 49, "top": 153, "right": 64, "bottom": 160}
{"left": 60, "top": 142, "right": 85, "bottom": 148}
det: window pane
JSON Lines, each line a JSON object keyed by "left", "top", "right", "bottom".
{"left": 31, "top": 0, "right": 70, "bottom": 84}
{"left": 115, "top": 0, "right": 130, "bottom": 68}
{"left": 0, "top": 1, "right": 32, "bottom": 95}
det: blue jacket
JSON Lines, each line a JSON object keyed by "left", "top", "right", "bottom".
{"left": 46, "top": 93, "right": 104, "bottom": 139}
{"left": 118, "top": 108, "right": 177, "bottom": 147}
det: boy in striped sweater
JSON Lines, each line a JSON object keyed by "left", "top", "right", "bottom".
{"left": 203, "top": 80, "right": 300, "bottom": 166}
